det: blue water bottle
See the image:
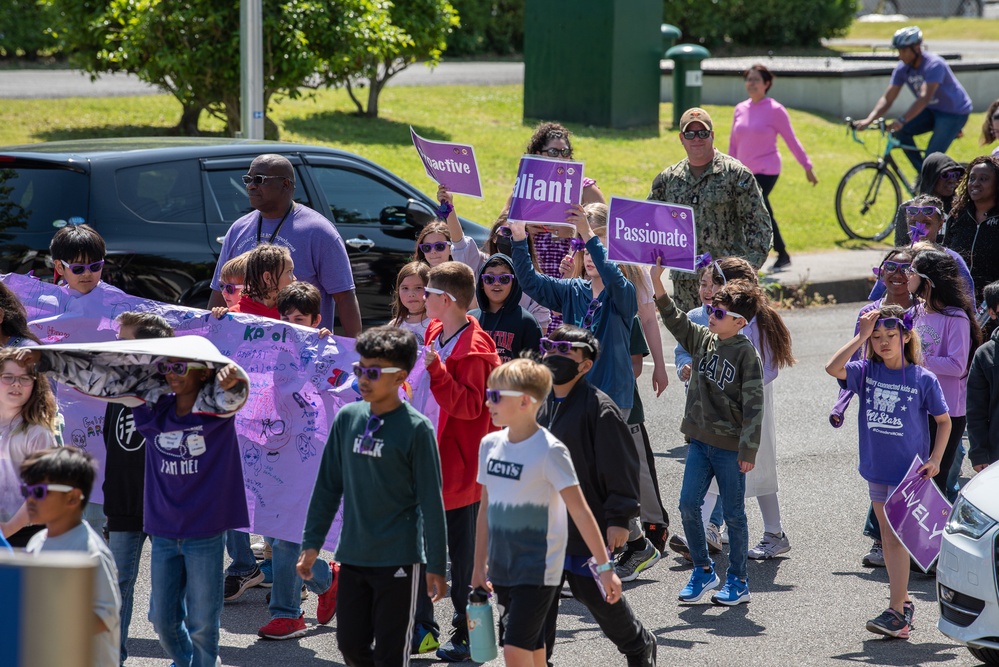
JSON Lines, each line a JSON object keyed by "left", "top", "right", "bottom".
{"left": 466, "top": 587, "right": 498, "bottom": 662}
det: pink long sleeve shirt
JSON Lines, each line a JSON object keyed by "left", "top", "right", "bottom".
{"left": 729, "top": 97, "right": 813, "bottom": 176}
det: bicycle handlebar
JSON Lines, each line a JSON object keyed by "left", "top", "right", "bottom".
{"left": 845, "top": 117, "right": 888, "bottom": 145}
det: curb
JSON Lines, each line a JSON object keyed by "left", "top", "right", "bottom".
{"left": 765, "top": 275, "right": 875, "bottom": 306}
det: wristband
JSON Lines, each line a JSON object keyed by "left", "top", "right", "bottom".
{"left": 595, "top": 561, "right": 614, "bottom": 573}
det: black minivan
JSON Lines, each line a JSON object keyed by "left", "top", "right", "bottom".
{"left": 0, "top": 138, "right": 488, "bottom": 324}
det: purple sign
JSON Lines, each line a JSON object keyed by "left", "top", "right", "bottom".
{"left": 605, "top": 197, "right": 697, "bottom": 271}
{"left": 507, "top": 155, "right": 584, "bottom": 228}
{"left": 884, "top": 455, "right": 952, "bottom": 572}
{"left": 411, "top": 127, "right": 483, "bottom": 199}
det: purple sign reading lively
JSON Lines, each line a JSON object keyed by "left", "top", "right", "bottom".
{"left": 884, "top": 455, "right": 952, "bottom": 572}
{"left": 605, "top": 197, "right": 698, "bottom": 272}
{"left": 507, "top": 155, "right": 584, "bottom": 228}
{"left": 411, "top": 127, "right": 483, "bottom": 198}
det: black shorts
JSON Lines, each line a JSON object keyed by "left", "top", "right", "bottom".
{"left": 493, "top": 584, "right": 559, "bottom": 651}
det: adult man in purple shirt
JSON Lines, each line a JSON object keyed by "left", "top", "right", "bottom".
{"left": 856, "top": 26, "right": 972, "bottom": 173}
{"left": 208, "top": 154, "right": 362, "bottom": 336}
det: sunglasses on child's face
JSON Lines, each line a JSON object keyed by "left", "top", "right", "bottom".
{"left": 706, "top": 305, "right": 748, "bottom": 322}
{"left": 481, "top": 274, "right": 514, "bottom": 286}
{"left": 539, "top": 337, "right": 595, "bottom": 356}
{"left": 881, "top": 261, "right": 911, "bottom": 274}
{"left": 219, "top": 282, "right": 244, "bottom": 296}
{"left": 905, "top": 206, "right": 940, "bottom": 218}
{"left": 357, "top": 414, "right": 385, "bottom": 453}
{"left": 495, "top": 226, "right": 513, "bottom": 238}
{"left": 62, "top": 260, "right": 104, "bottom": 276}
{"left": 352, "top": 363, "right": 404, "bottom": 381}
{"left": 20, "top": 482, "right": 79, "bottom": 501}
{"left": 542, "top": 147, "right": 572, "bottom": 158}
{"left": 682, "top": 129, "right": 711, "bottom": 140}
{"left": 423, "top": 286, "right": 457, "bottom": 302}
{"left": 940, "top": 169, "right": 964, "bottom": 182}
{"left": 156, "top": 361, "right": 209, "bottom": 376}
{"left": 419, "top": 241, "right": 451, "bottom": 254}
{"left": 485, "top": 388, "right": 537, "bottom": 404}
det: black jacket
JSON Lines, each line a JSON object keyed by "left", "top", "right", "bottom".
{"left": 537, "top": 378, "right": 639, "bottom": 556}
{"left": 469, "top": 253, "right": 542, "bottom": 362}
{"left": 893, "top": 152, "right": 962, "bottom": 246}
{"left": 967, "top": 325, "right": 999, "bottom": 467}
{"left": 944, "top": 206, "right": 999, "bottom": 303}
{"left": 102, "top": 402, "right": 147, "bottom": 532}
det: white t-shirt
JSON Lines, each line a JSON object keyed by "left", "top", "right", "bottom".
{"left": 27, "top": 522, "right": 121, "bottom": 667}
{"left": 0, "top": 420, "right": 57, "bottom": 521}
{"left": 476, "top": 426, "right": 578, "bottom": 586}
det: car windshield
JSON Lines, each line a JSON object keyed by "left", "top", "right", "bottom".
{"left": 0, "top": 164, "right": 89, "bottom": 241}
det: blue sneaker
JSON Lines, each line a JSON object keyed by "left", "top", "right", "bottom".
{"left": 411, "top": 624, "right": 440, "bottom": 654}
{"left": 711, "top": 574, "right": 751, "bottom": 606}
{"left": 257, "top": 559, "right": 273, "bottom": 588}
{"left": 678, "top": 564, "right": 720, "bottom": 603}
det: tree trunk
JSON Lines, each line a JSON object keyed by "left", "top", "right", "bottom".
{"left": 175, "top": 104, "right": 202, "bottom": 136}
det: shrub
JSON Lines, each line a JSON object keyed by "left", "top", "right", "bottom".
{"left": 446, "top": 0, "right": 524, "bottom": 56}
{"left": 0, "top": 0, "right": 58, "bottom": 59}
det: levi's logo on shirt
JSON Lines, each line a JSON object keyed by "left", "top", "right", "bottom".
{"left": 487, "top": 458, "right": 523, "bottom": 480}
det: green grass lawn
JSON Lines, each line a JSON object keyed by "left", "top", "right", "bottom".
{"left": 1, "top": 84, "right": 993, "bottom": 253}
{"left": 845, "top": 17, "right": 999, "bottom": 42}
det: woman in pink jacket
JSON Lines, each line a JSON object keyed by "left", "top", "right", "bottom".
{"left": 729, "top": 64, "right": 818, "bottom": 271}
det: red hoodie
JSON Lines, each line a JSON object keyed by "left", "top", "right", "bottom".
{"left": 425, "top": 315, "right": 501, "bottom": 510}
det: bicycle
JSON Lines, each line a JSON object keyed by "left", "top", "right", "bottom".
{"left": 835, "top": 118, "right": 924, "bottom": 241}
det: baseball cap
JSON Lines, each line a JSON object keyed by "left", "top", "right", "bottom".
{"left": 680, "top": 108, "right": 713, "bottom": 132}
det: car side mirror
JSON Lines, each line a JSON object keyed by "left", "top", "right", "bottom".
{"left": 406, "top": 199, "right": 437, "bottom": 228}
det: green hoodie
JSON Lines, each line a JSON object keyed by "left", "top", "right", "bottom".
{"left": 656, "top": 293, "right": 764, "bottom": 464}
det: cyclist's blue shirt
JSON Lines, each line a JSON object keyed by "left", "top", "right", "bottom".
{"left": 890, "top": 52, "right": 972, "bottom": 116}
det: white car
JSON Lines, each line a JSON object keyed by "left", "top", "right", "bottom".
{"left": 937, "top": 462, "right": 999, "bottom": 665}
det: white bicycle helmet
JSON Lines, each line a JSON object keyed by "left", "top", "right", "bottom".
{"left": 891, "top": 26, "right": 923, "bottom": 49}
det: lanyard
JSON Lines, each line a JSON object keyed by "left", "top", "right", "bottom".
{"left": 256, "top": 203, "right": 295, "bottom": 246}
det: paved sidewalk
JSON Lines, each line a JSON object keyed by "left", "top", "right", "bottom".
{"left": 761, "top": 248, "right": 887, "bottom": 304}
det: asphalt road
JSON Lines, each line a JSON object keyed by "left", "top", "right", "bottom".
{"left": 115, "top": 303, "right": 985, "bottom": 667}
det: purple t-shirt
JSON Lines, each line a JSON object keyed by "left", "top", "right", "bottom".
{"left": 890, "top": 52, "right": 972, "bottom": 116}
{"left": 131, "top": 395, "right": 249, "bottom": 539}
{"left": 843, "top": 360, "right": 948, "bottom": 486}
{"left": 913, "top": 306, "right": 971, "bottom": 417}
{"left": 211, "top": 204, "right": 355, "bottom": 327}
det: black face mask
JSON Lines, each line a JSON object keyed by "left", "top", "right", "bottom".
{"left": 543, "top": 355, "right": 581, "bottom": 385}
{"left": 495, "top": 235, "right": 513, "bottom": 257}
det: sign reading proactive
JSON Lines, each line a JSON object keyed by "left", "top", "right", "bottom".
{"left": 605, "top": 197, "right": 698, "bottom": 271}
{"left": 410, "top": 127, "right": 483, "bottom": 198}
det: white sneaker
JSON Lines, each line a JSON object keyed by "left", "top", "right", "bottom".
{"left": 705, "top": 524, "right": 723, "bottom": 553}
{"left": 747, "top": 532, "right": 791, "bottom": 560}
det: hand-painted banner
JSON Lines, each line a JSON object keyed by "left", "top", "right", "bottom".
{"left": 884, "top": 455, "right": 952, "bottom": 572}
{"left": 507, "top": 155, "right": 584, "bottom": 228}
{"left": 3, "top": 273, "right": 440, "bottom": 551}
{"left": 410, "top": 127, "right": 483, "bottom": 199}
{"left": 605, "top": 197, "right": 697, "bottom": 271}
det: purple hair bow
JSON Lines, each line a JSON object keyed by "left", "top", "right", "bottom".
{"left": 694, "top": 252, "right": 713, "bottom": 269}
{"left": 436, "top": 200, "right": 454, "bottom": 218}
{"left": 569, "top": 238, "right": 587, "bottom": 253}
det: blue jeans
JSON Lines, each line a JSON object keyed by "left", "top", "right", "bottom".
{"left": 109, "top": 530, "right": 149, "bottom": 665}
{"left": 149, "top": 533, "right": 226, "bottom": 667}
{"left": 946, "top": 439, "right": 966, "bottom": 503}
{"left": 269, "top": 538, "right": 332, "bottom": 619}
{"left": 225, "top": 530, "right": 256, "bottom": 577}
{"left": 678, "top": 440, "right": 748, "bottom": 581}
{"left": 894, "top": 108, "right": 969, "bottom": 173}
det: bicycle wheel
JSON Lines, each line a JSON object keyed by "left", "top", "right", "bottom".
{"left": 835, "top": 162, "right": 902, "bottom": 241}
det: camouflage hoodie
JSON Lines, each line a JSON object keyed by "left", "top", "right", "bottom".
{"left": 656, "top": 293, "right": 764, "bottom": 464}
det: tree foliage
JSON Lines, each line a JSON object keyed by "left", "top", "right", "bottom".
{"left": 0, "top": 0, "right": 58, "bottom": 58}
{"left": 444, "top": 0, "right": 523, "bottom": 56}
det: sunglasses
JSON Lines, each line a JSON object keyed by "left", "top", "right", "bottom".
{"left": 905, "top": 206, "right": 941, "bottom": 217}
{"left": 419, "top": 241, "right": 451, "bottom": 254}
{"left": 241, "top": 174, "right": 286, "bottom": 186}
{"left": 581, "top": 298, "right": 602, "bottom": 329}
{"left": 539, "top": 338, "right": 595, "bottom": 355}
{"left": 706, "top": 305, "right": 748, "bottom": 321}
{"left": 940, "top": 170, "right": 964, "bottom": 182}
{"left": 219, "top": 282, "right": 244, "bottom": 296}
{"left": 881, "top": 260, "right": 911, "bottom": 274}
{"left": 495, "top": 225, "right": 513, "bottom": 238}
{"left": 352, "top": 363, "right": 404, "bottom": 381}
{"left": 485, "top": 388, "right": 538, "bottom": 404}
{"left": 156, "top": 361, "right": 209, "bottom": 376}
{"left": 20, "top": 482, "right": 79, "bottom": 500}
{"left": 682, "top": 129, "right": 711, "bottom": 140}
{"left": 907, "top": 268, "right": 935, "bottom": 287}
{"left": 481, "top": 274, "right": 514, "bottom": 286}
{"left": 0, "top": 373, "right": 35, "bottom": 387}
{"left": 542, "top": 147, "right": 572, "bottom": 158}
{"left": 62, "top": 260, "right": 104, "bottom": 276}
{"left": 424, "top": 286, "right": 457, "bottom": 302}
{"left": 357, "top": 414, "right": 385, "bottom": 453}
{"left": 875, "top": 317, "right": 910, "bottom": 331}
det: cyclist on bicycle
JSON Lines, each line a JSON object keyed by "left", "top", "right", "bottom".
{"left": 855, "top": 26, "right": 972, "bottom": 174}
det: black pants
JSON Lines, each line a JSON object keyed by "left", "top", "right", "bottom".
{"left": 414, "top": 502, "right": 479, "bottom": 635}
{"left": 754, "top": 173, "right": 785, "bottom": 256}
{"left": 337, "top": 563, "right": 420, "bottom": 667}
{"left": 544, "top": 570, "right": 654, "bottom": 665}
{"left": 639, "top": 422, "right": 669, "bottom": 527}
{"left": 930, "top": 413, "right": 967, "bottom": 496}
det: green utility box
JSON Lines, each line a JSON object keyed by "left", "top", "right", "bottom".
{"left": 666, "top": 44, "right": 711, "bottom": 129}
{"left": 523, "top": 0, "right": 661, "bottom": 129}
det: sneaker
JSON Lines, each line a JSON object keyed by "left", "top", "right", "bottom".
{"left": 710, "top": 574, "right": 751, "bottom": 606}
{"left": 903, "top": 600, "right": 915, "bottom": 631}
{"left": 264, "top": 585, "right": 309, "bottom": 604}
{"left": 626, "top": 634, "right": 657, "bottom": 667}
{"left": 705, "top": 523, "right": 723, "bottom": 553}
{"left": 412, "top": 624, "right": 441, "bottom": 654}
{"left": 224, "top": 566, "right": 264, "bottom": 602}
{"left": 747, "top": 532, "right": 791, "bottom": 560}
{"left": 251, "top": 540, "right": 267, "bottom": 560}
{"left": 257, "top": 559, "right": 273, "bottom": 588}
{"left": 773, "top": 253, "right": 792, "bottom": 270}
{"left": 615, "top": 539, "right": 661, "bottom": 582}
{"left": 645, "top": 522, "right": 669, "bottom": 554}
{"left": 862, "top": 541, "right": 885, "bottom": 568}
{"left": 257, "top": 613, "right": 307, "bottom": 640}
{"left": 720, "top": 526, "right": 729, "bottom": 545}
{"left": 678, "top": 565, "right": 720, "bottom": 603}
{"left": 866, "top": 608, "right": 910, "bottom": 639}
{"left": 316, "top": 561, "right": 339, "bottom": 625}
{"left": 560, "top": 580, "right": 574, "bottom": 598}
{"left": 436, "top": 630, "right": 471, "bottom": 662}
{"left": 668, "top": 533, "right": 692, "bottom": 562}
